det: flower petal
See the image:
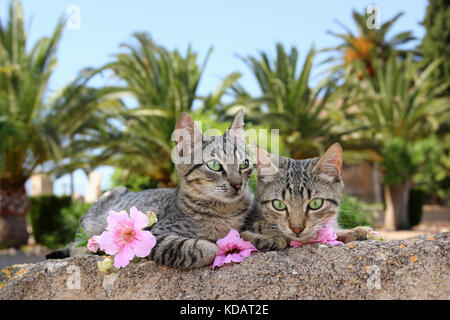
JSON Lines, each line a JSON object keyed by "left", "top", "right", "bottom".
{"left": 106, "top": 210, "right": 129, "bottom": 231}
{"left": 98, "top": 231, "right": 119, "bottom": 255}
{"left": 129, "top": 206, "right": 148, "bottom": 230}
{"left": 132, "top": 230, "right": 156, "bottom": 258}
{"left": 216, "top": 229, "right": 240, "bottom": 250}
{"left": 237, "top": 238, "right": 258, "bottom": 251}
{"left": 239, "top": 248, "right": 257, "bottom": 258}
{"left": 327, "top": 239, "right": 343, "bottom": 246}
{"left": 228, "top": 253, "right": 244, "bottom": 263}
{"left": 211, "top": 254, "right": 226, "bottom": 269}
{"left": 290, "top": 219, "right": 342, "bottom": 247}
{"left": 114, "top": 245, "right": 134, "bottom": 268}
{"left": 290, "top": 240, "right": 304, "bottom": 248}
{"left": 222, "top": 254, "right": 234, "bottom": 264}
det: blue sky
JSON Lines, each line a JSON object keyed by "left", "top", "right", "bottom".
{"left": 6, "top": 0, "right": 427, "bottom": 196}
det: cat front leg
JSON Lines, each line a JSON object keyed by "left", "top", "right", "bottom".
{"left": 241, "top": 230, "right": 288, "bottom": 252}
{"left": 336, "top": 226, "right": 381, "bottom": 243}
{"left": 149, "top": 234, "right": 219, "bottom": 269}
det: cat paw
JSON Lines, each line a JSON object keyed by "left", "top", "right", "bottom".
{"left": 197, "top": 240, "right": 220, "bottom": 265}
{"left": 241, "top": 231, "right": 287, "bottom": 251}
{"left": 240, "top": 231, "right": 255, "bottom": 242}
{"left": 337, "top": 226, "right": 381, "bottom": 243}
{"left": 170, "top": 239, "right": 219, "bottom": 269}
{"left": 271, "top": 236, "right": 289, "bottom": 250}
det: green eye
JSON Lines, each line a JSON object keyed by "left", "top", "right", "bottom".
{"left": 272, "top": 200, "right": 287, "bottom": 211}
{"left": 308, "top": 198, "right": 324, "bottom": 210}
{"left": 239, "top": 160, "right": 250, "bottom": 170}
{"left": 206, "top": 160, "right": 222, "bottom": 171}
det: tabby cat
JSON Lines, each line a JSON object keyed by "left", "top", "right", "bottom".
{"left": 242, "top": 143, "right": 377, "bottom": 251}
{"left": 70, "top": 111, "right": 255, "bottom": 269}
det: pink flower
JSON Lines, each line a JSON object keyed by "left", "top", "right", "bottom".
{"left": 211, "top": 229, "right": 258, "bottom": 269}
{"left": 97, "top": 206, "right": 157, "bottom": 268}
{"left": 290, "top": 220, "right": 343, "bottom": 248}
{"left": 87, "top": 236, "right": 100, "bottom": 252}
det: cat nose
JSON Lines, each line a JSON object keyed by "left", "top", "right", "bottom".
{"left": 292, "top": 227, "right": 303, "bottom": 234}
{"left": 230, "top": 182, "right": 241, "bottom": 191}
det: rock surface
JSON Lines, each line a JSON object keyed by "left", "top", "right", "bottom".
{"left": 1, "top": 233, "right": 448, "bottom": 300}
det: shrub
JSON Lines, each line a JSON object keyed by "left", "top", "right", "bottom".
{"left": 110, "top": 169, "right": 158, "bottom": 192}
{"left": 248, "top": 172, "right": 257, "bottom": 193}
{"left": 337, "top": 195, "right": 379, "bottom": 229}
{"left": 28, "top": 196, "right": 91, "bottom": 249}
{"left": 60, "top": 201, "right": 92, "bottom": 233}
{"left": 28, "top": 195, "right": 72, "bottom": 248}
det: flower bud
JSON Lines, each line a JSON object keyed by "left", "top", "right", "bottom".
{"left": 146, "top": 211, "right": 158, "bottom": 227}
{"left": 97, "top": 256, "right": 113, "bottom": 273}
{"left": 87, "top": 236, "right": 100, "bottom": 253}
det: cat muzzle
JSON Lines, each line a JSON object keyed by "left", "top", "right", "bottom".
{"left": 291, "top": 227, "right": 304, "bottom": 234}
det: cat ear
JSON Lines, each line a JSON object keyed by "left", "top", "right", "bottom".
{"left": 312, "top": 143, "right": 343, "bottom": 181}
{"left": 252, "top": 143, "right": 279, "bottom": 182}
{"left": 225, "top": 109, "right": 246, "bottom": 147}
{"left": 174, "top": 112, "right": 203, "bottom": 156}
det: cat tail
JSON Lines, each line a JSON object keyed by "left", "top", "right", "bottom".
{"left": 45, "top": 247, "right": 71, "bottom": 259}
{"left": 45, "top": 241, "right": 89, "bottom": 260}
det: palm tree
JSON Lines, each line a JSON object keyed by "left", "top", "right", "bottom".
{"left": 46, "top": 69, "right": 125, "bottom": 185}
{"left": 199, "top": 72, "right": 242, "bottom": 118}
{"left": 0, "top": 0, "right": 67, "bottom": 246}
{"left": 341, "top": 53, "right": 449, "bottom": 229}
{"left": 99, "top": 33, "right": 239, "bottom": 186}
{"left": 0, "top": 1, "right": 118, "bottom": 247}
{"left": 323, "top": 9, "right": 416, "bottom": 78}
{"left": 235, "top": 43, "right": 338, "bottom": 158}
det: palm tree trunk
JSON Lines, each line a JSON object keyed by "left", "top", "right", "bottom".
{"left": 0, "top": 181, "right": 29, "bottom": 248}
{"left": 372, "top": 163, "right": 383, "bottom": 203}
{"left": 383, "top": 180, "right": 411, "bottom": 230}
{"left": 70, "top": 171, "right": 74, "bottom": 196}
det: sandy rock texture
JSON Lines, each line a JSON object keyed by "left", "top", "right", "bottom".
{"left": 1, "top": 232, "right": 448, "bottom": 300}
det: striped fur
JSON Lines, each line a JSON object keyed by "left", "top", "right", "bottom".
{"left": 242, "top": 144, "right": 345, "bottom": 251}
{"left": 78, "top": 111, "right": 255, "bottom": 269}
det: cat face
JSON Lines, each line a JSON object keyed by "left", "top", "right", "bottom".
{"left": 255, "top": 144, "right": 344, "bottom": 242}
{"left": 173, "top": 110, "right": 253, "bottom": 203}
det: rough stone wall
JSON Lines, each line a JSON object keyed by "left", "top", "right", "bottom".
{"left": 1, "top": 233, "right": 448, "bottom": 300}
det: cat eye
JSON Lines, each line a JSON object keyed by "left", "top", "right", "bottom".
{"left": 272, "top": 200, "right": 287, "bottom": 211}
{"left": 308, "top": 198, "right": 324, "bottom": 210}
{"left": 239, "top": 159, "right": 250, "bottom": 170}
{"left": 206, "top": 160, "right": 222, "bottom": 172}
